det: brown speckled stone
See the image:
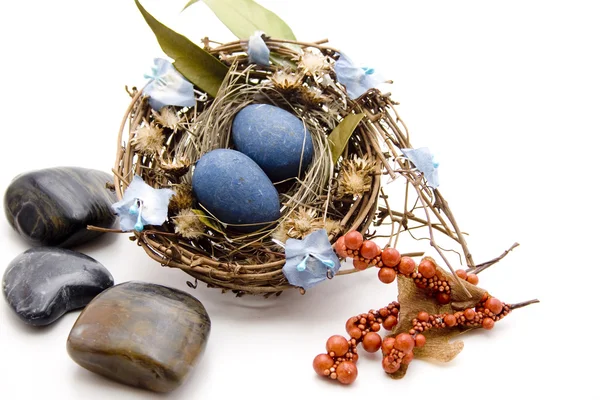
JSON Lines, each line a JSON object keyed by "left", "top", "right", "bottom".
{"left": 67, "top": 281, "right": 211, "bottom": 393}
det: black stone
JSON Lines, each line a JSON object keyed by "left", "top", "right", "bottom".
{"left": 2, "top": 247, "right": 114, "bottom": 326}
{"left": 4, "top": 167, "right": 117, "bottom": 247}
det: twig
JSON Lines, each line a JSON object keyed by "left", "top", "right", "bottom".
{"left": 379, "top": 187, "right": 397, "bottom": 247}
{"left": 87, "top": 226, "right": 127, "bottom": 233}
{"left": 434, "top": 190, "right": 475, "bottom": 268}
{"left": 468, "top": 242, "right": 520, "bottom": 274}
{"left": 409, "top": 176, "right": 470, "bottom": 298}
{"left": 509, "top": 299, "right": 540, "bottom": 310}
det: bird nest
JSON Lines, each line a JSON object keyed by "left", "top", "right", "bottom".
{"left": 112, "top": 38, "right": 474, "bottom": 296}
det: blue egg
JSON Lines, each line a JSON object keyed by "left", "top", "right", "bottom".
{"left": 232, "top": 104, "right": 314, "bottom": 183}
{"left": 192, "top": 149, "right": 280, "bottom": 232}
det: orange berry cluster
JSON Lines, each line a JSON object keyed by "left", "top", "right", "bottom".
{"left": 319, "top": 230, "right": 534, "bottom": 384}
{"left": 313, "top": 301, "right": 400, "bottom": 385}
{"left": 335, "top": 231, "right": 458, "bottom": 304}
{"left": 377, "top": 294, "right": 511, "bottom": 377}
{"left": 378, "top": 295, "right": 511, "bottom": 375}
{"left": 380, "top": 332, "right": 420, "bottom": 374}
{"left": 313, "top": 335, "right": 358, "bottom": 384}
{"left": 410, "top": 295, "right": 508, "bottom": 333}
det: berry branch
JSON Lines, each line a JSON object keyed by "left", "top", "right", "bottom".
{"left": 313, "top": 231, "right": 539, "bottom": 385}
{"left": 313, "top": 301, "right": 400, "bottom": 385}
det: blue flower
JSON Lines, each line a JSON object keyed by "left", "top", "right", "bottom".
{"left": 112, "top": 175, "right": 175, "bottom": 232}
{"left": 282, "top": 229, "right": 341, "bottom": 289}
{"left": 247, "top": 31, "right": 270, "bottom": 67}
{"left": 142, "top": 58, "right": 196, "bottom": 111}
{"left": 334, "top": 53, "right": 386, "bottom": 99}
{"left": 401, "top": 147, "right": 440, "bottom": 188}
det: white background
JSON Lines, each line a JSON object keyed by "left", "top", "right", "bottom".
{"left": 0, "top": 1, "right": 598, "bottom": 399}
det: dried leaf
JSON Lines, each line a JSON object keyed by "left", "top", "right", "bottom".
{"left": 389, "top": 364, "right": 408, "bottom": 380}
{"left": 425, "top": 257, "right": 487, "bottom": 309}
{"left": 388, "top": 257, "right": 485, "bottom": 378}
{"left": 413, "top": 329, "right": 464, "bottom": 362}
{"left": 393, "top": 274, "right": 454, "bottom": 334}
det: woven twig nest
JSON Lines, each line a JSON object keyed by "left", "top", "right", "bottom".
{"left": 113, "top": 38, "right": 472, "bottom": 296}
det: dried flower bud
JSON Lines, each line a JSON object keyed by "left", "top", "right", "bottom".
{"left": 168, "top": 183, "right": 194, "bottom": 213}
{"left": 299, "top": 86, "right": 331, "bottom": 105}
{"left": 269, "top": 68, "right": 303, "bottom": 92}
{"left": 296, "top": 49, "right": 331, "bottom": 76}
{"left": 152, "top": 107, "right": 181, "bottom": 130}
{"left": 159, "top": 157, "right": 191, "bottom": 177}
{"left": 173, "top": 208, "right": 205, "bottom": 239}
{"left": 338, "top": 155, "right": 376, "bottom": 197}
{"left": 273, "top": 208, "right": 341, "bottom": 242}
{"left": 131, "top": 122, "right": 164, "bottom": 155}
{"left": 324, "top": 218, "right": 342, "bottom": 236}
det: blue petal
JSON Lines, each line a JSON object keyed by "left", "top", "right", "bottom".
{"left": 248, "top": 32, "right": 270, "bottom": 67}
{"left": 140, "top": 187, "right": 175, "bottom": 225}
{"left": 111, "top": 175, "right": 175, "bottom": 231}
{"left": 142, "top": 58, "right": 196, "bottom": 111}
{"left": 335, "top": 53, "right": 385, "bottom": 99}
{"left": 282, "top": 229, "right": 341, "bottom": 289}
{"left": 401, "top": 147, "right": 440, "bottom": 188}
{"left": 111, "top": 198, "right": 138, "bottom": 231}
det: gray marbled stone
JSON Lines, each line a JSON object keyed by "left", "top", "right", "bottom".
{"left": 4, "top": 167, "right": 117, "bottom": 247}
{"left": 67, "top": 281, "right": 211, "bottom": 393}
{"left": 2, "top": 247, "right": 114, "bottom": 326}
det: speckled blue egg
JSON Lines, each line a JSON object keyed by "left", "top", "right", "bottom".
{"left": 192, "top": 149, "right": 280, "bottom": 232}
{"left": 232, "top": 104, "right": 314, "bottom": 183}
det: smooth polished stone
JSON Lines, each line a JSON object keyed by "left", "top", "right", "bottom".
{"left": 2, "top": 247, "right": 113, "bottom": 326}
{"left": 192, "top": 149, "right": 280, "bottom": 232}
{"left": 4, "top": 167, "right": 117, "bottom": 247}
{"left": 232, "top": 104, "right": 314, "bottom": 182}
{"left": 67, "top": 281, "right": 211, "bottom": 393}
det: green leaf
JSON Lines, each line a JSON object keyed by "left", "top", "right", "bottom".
{"left": 135, "top": 0, "right": 228, "bottom": 98}
{"left": 183, "top": 0, "right": 200, "bottom": 11}
{"left": 184, "top": 0, "right": 296, "bottom": 40}
{"left": 328, "top": 113, "right": 365, "bottom": 163}
{"left": 192, "top": 209, "right": 224, "bottom": 233}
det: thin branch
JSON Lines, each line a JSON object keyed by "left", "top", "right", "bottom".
{"left": 87, "top": 226, "right": 127, "bottom": 233}
{"left": 468, "top": 242, "right": 520, "bottom": 274}
{"left": 509, "top": 299, "right": 540, "bottom": 310}
{"left": 409, "top": 176, "right": 470, "bottom": 298}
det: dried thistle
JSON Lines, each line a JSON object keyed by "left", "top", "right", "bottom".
{"left": 158, "top": 157, "right": 191, "bottom": 177}
{"left": 324, "top": 218, "right": 342, "bottom": 236}
{"left": 274, "top": 208, "right": 325, "bottom": 241}
{"left": 131, "top": 122, "right": 164, "bottom": 155}
{"left": 269, "top": 68, "right": 303, "bottom": 92}
{"left": 338, "top": 155, "right": 377, "bottom": 197}
{"left": 168, "top": 183, "right": 195, "bottom": 213}
{"left": 173, "top": 208, "right": 205, "bottom": 239}
{"left": 152, "top": 107, "right": 181, "bottom": 130}
{"left": 289, "top": 208, "right": 322, "bottom": 238}
{"left": 296, "top": 49, "right": 330, "bottom": 76}
{"left": 299, "top": 86, "right": 331, "bottom": 105}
